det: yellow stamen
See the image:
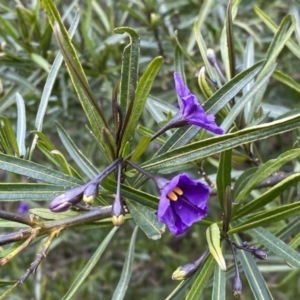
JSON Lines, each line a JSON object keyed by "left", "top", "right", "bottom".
{"left": 173, "top": 187, "right": 183, "bottom": 195}
{"left": 167, "top": 191, "right": 178, "bottom": 201}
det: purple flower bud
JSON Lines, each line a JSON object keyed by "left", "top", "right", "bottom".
{"left": 83, "top": 183, "right": 99, "bottom": 205}
{"left": 111, "top": 196, "right": 125, "bottom": 226}
{"left": 155, "top": 173, "right": 210, "bottom": 235}
{"left": 232, "top": 275, "right": 243, "bottom": 297}
{"left": 49, "top": 185, "right": 86, "bottom": 212}
{"left": 253, "top": 249, "right": 267, "bottom": 260}
{"left": 172, "top": 262, "right": 198, "bottom": 280}
{"left": 207, "top": 48, "right": 217, "bottom": 66}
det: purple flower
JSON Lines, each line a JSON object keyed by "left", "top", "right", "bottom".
{"left": 174, "top": 72, "right": 223, "bottom": 134}
{"left": 155, "top": 173, "right": 210, "bottom": 235}
{"left": 18, "top": 202, "right": 29, "bottom": 214}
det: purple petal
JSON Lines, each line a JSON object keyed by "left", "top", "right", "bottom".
{"left": 174, "top": 72, "right": 191, "bottom": 98}
{"left": 156, "top": 173, "right": 210, "bottom": 235}
{"left": 174, "top": 72, "right": 224, "bottom": 135}
{"left": 158, "top": 202, "right": 189, "bottom": 235}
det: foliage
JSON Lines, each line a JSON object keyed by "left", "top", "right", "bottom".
{"left": 0, "top": 0, "right": 300, "bottom": 299}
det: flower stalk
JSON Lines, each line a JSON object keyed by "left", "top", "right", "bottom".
{"left": 111, "top": 163, "right": 126, "bottom": 226}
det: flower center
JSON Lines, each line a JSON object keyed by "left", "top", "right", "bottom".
{"left": 167, "top": 187, "right": 183, "bottom": 201}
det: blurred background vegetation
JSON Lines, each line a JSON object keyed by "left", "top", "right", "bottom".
{"left": 0, "top": 0, "right": 300, "bottom": 299}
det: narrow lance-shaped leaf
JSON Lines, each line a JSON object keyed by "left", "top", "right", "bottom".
{"left": 230, "top": 201, "right": 300, "bottom": 234}
{"left": 112, "top": 226, "right": 138, "bottom": 300}
{"left": 114, "top": 27, "right": 140, "bottom": 115}
{"left": 142, "top": 114, "right": 300, "bottom": 171}
{"left": 254, "top": 6, "right": 300, "bottom": 61}
{"left": 41, "top": 0, "right": 110, "bottom": 145}
{"left": 212, "top": 263, "right": 226, "bottom": 300}
{"left": 248, "top": 227, "right": 300, "bottom": 268}
{"left": 206, "top": 223, "right": 226, "bottom": 271}
{"left": 30, "top": 11, "right": 80, "bottom": 156}
{"left": 186, "top": 255, "right": 215, "bottom": 300}
{"left": 257, "top": 14, "right": 295, "bottom": 81}
{"left": 62, "top": 227, "right": 118, "bottom": 300}
{"left": 126, "top": 199, "right": 164, "bottom": 240}
{"left": 15, "top": 93, "right": 26, "bottom": 157}
{"left": 56, "top": 122, "right": 99, "bottom": 179}
{"left": 120, "top": 56, "right": 163, "bottom": 152}
{"left": 235, "top": 148, "right": 300, "bottom": 203}
{"left": 233, "top": 173, "right": 300, "bottom": 220}
{"left": 216, "top": 149, "right": 232, "bottom": 210}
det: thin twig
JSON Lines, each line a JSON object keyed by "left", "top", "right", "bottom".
{"left": 0, "top": 227, "right": 40, "bottom": 267}
{"left": 17, "top": 228, "right": 62, "bottom": 285}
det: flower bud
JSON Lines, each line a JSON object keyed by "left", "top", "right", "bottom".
{"left": 232, "top": 275, "right": 243, "bottom": 297}
{"left": 253, "top": 249, "right": 267, "bottom": 260}
{"left": 172, "top": 262, "right": 198, "bottom": 280}
{"left": 49, "top": 185, "right": 85, "bottom": 212}
{"left": 111, "top": 196, "right": 125, "bottom": 226}
{"left": 207, "top": 48, "right": 217, "bottom": 66}
{"left": 83, "top": 183, "right": 99, "bottom": 205}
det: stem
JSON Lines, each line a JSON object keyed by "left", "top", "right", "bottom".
{"left": 126, "top": 160, "right": 156, "bottom": 180}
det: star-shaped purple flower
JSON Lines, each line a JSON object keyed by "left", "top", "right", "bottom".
{"left": 151, "top": 73, "right": 223, "bottom": 140}
{"left": 155, "top": 173, "right": 210, "bottom": 235}
{"left": 174, "top": 72, "right": 223, "bottom": 134}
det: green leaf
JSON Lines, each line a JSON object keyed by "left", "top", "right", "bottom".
{"left": 114, "top": 27, "right": 139, "bottom": 115}
{"left": 247, "top": 227, "right": 300, "bottom": 268}
{"left": 30, "top": 11, "right": 80, "bottom": 156}
{"left": 56, "top": 122, "right": 99, "bottom": 179}
{"left": 62, "top": 227, "right": 118, "bottom": 300}
{"left": 221, "top": 64, "right": 276, "bottom": 132}
{"left": 193, "top": 19, "right": 216, "bottom": 80}
{"left": 220, "top": 0, "right": 241, "bottom": 80}
{"left": 272, "top": 70, "right": 300, "bottom": 94}
{"left": 126, "top": 199, "right": 164, "bottom": 239}
{"left": 41, "top": 0, "right": 110, "bottom": 144}
{"left": 232, "top": 167, "right": 257, "bottom": 200}
{"left": 258, "top": 14, "right": 295, "bottom": 81}
{"left": 142, "top": 115, "right": 300, "bottom": 171}
{"left": 235, "top": 149, "right": 300, "bottom": 203}
{"left": 204, "top": 59, "right": 265, "bottom": 115}
{"left": 232, "top": 234, "right": 274, "bottom": 300}
{"left": 120, "top": 56, "right": 163, "bottom": 152}
{"left": 0, "top": 183, "right": 69, "bottom": 201}
{"left": 174, "top": 44, "right": 185, "bottom": 79}
{"left": 211, "top": 264, "right": 226, "bottom": 300}
{"left": 254, "top": 6, "right": 300, "bottom": 60}
{"left": 230, "top": 201, "right": 300, "bottom": 234}
{"left": 15, "top": 93, "right": 26, "bottom": 157}
{"left": 206, "top": 223, "right": 226, "bottom": 271}
{"left": 112, "top": 226, "right": 138, "bottom": 300}
{"left": 234, "top": 173, "right": 300, "bottom": 220}
{"left": 198, "top": 67, "right": 214, "bottom": 99}
{"left": 226, "top": 0, "right": 236, "bottom": 79}
{"left": 130, "top": 136, "right": 151, "bottom": 162}
{"left": 216, "top": 149, "right": 232, "bottom": 210}
{"left": 0, "top": 153, "right": 83, "bottom": 186}
{"left": 186, "top": 254, "right": 215, "bottom": 300}
{"left": 0, "top": 116, "right": 20, "bottom": 156}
